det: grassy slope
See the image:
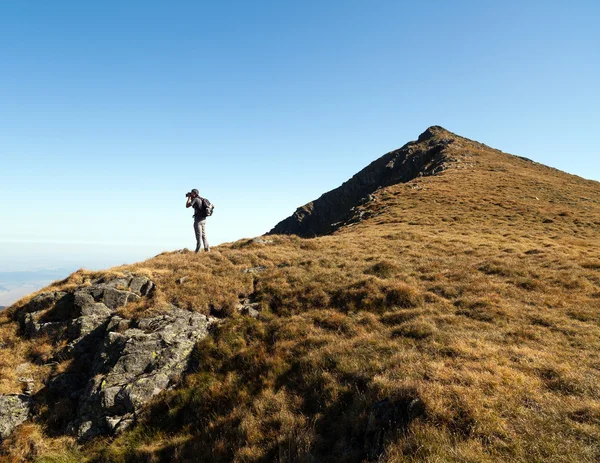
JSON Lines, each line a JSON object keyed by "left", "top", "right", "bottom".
{"left": 2, "top": 130, "right": 600, "bottom": 462}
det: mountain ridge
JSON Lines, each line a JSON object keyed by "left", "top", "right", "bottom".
{"left": 269, "top": 125, "right": 596, "bottom": 238}
{"left": 268, "top": 125, "right": 456, "bottom": 237}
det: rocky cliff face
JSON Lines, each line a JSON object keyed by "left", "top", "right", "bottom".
{"left": 0, "top": 274, "right": 215, "bottom": 442}
{"left": 268, "top": 126, "right": 456, "bottom": 237}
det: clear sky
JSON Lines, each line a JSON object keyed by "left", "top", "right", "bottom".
{"left": 1, "top": 1, "right": 599, "bottom": 264}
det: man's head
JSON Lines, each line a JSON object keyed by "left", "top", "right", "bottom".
{"left": 192, "top": 189, "right": 199, "bottom": 198}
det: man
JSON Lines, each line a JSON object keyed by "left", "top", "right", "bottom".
{"left": 186, "top": 189, "right": 210, "bottom": 252}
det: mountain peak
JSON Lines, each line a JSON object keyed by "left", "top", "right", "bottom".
{"left": 417, "top": 125, "right": 454, "bottom": 142}
{"left": 269, "top": 126, "right": 457, "bottom": 237}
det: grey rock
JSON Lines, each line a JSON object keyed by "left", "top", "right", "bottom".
{"left": 251, "top": 237, "right": 273, "bottom": 245}
{"left": 237, "top": 299, "right": 261, "bottom": 318}
{"left": 103, "top": 277, "right": 133, "bottom": 290}
{"left": 86, "top": 287, "right": 101, "bottom": 301}
{"left": 0, "top": 395, "right": 31, "bottom": 441}
{"left": 11, "top": 274, "right": 215, "bottom": 441}
{"left": 100, "top": 385, "right": 124, "bottom": 413}
{"left": 102, "top": 288, "right": 140, "bottom": 310}
{"left": 80, "top": 302, "right": 112, "bottom": 319}
{"left": 105, "top": 316, "right": 130, "bottom": 333}
{"left": 105, "top": 414, "right": 134, "bottom": 434}
{"left": 68, "top": 302, "right": 112, "bottom": 341}
{"left": 22, "top": 312, "right": 41, "bottom": 337}
{"left": 25, "top": 291, "right": 67, "bottom": 314}
{"left": 129, "top": 276, "right": 154, "bottom": 296}
{"left": 67, "top": 307, "right": 214, "bottom": 440}
{"left": 23, "top": 313, "right": 65, "bottom": 338}
{"left": 18, "top": 377, "right": 35, "bottom": 395}
{"left": 15, "top": 292, "right": 72, "bottom": 335}
{"left": 242, "top": 266, "right": 267, "bottom": 274}
{"left": 75, "top": 419, "right": 95, "bottom": 440}
{"left": 74, "top": 291, "right": 95, "bottom": 313}
{"left": 245, "top": 307, "right": 260, "bottom": 319}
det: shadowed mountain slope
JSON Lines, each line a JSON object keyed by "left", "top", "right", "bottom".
{"left": 270, "top": 126, "right": 478, "bottom": 237}
{"left": 1, "top": 127, "right": 600, "bottom": 463}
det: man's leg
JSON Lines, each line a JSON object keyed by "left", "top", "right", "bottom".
{"left": 194, "top": 220, "right": 201, "bottom": 253}
{"left": 200, "top": 220, "right": 209, "bottom": 251}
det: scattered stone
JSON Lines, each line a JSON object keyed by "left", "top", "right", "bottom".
{"left": 242, "top": 267, "right": 267, "bottom": 274}
{"left": 251, "top": 237, "right": 273, "bottom": 245}
{"left": 0, "top": 395, "right": 31, "bottom": 442}
{"left": 176, "top": 276, "right": 189, "bottom": 285}
{"left": 245, "top": 307, "right": 260, "bottom": 318}
{"left": 18, "top": 377, "right": 35, "bottom": 395}
{"left": 237, "top": 298, "right": 261, "bottom": 318}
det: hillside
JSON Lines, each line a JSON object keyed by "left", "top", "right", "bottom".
{"left": 1, "top": 127, "right": 600, "bottom": 462}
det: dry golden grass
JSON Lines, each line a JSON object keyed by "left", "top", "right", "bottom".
{"left": 2, "top": 129, "right": 600, "bottom": 462}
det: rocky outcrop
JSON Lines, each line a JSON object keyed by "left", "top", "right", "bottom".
{"left": 16, "top": 275, "right": 154, "bottom": 341}
{"left": 268, "top": 126, "right": 456, "bottom": 237}
{"left": 0, "top": 395, "right": 30, "bottom": 442}
{"left": 9, "top": 274, "right": 215, "bottom": 441}
{"left": 65, "top": 307, "right": 212, "bottom": 439}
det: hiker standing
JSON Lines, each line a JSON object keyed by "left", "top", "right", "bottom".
{"left": 186, "top": 189, "right": 211, "bottom": 253}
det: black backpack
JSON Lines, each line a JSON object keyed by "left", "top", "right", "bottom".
{"left": 202, "top": 198, "right": 214, "bottom": 217}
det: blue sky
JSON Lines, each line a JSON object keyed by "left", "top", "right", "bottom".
{"left": 1, "top": 1, "right": 599, "bottom": 271}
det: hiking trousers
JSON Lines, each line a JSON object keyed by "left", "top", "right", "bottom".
{"left": 194, "top": 219, "right": 209, "bottom": 252}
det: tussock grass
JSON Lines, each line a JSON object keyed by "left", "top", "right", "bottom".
{"left": 1, "top": 129, "right": 600, "bottom": 462}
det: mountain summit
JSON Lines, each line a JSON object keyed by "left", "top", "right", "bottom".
{"left": 270, "top": 125, "right": 598, "bottom": 239}
{"left": 270, "top": 126, "right": 478, "bottom": 237}
{"left": 1, "top": 128, "right": 599, "bottom": 462}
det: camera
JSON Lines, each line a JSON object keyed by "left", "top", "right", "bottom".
{"left": 186, "top": 192, "right": 192, "bottom": 198}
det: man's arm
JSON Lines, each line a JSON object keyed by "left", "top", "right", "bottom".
{"left": 186, "top": 197, "right": 193, "bottom": 208}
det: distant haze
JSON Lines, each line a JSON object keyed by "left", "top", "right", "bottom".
{"left": 0, "top": 241, "right": 165, "bottom": 306}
